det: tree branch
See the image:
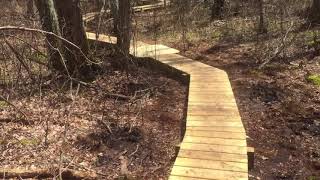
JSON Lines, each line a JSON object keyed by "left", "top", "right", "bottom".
{"left": 0, "top": 26, "right": 100, "bottom": 65}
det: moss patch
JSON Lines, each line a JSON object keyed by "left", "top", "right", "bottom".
{"left": 20, "top": 138, "right": 40, "bottom": 146}
{"left": 307, "top": 74, "right": 320, "bottom": 86}
{"left": 0, "top": 101, "right": 8, "bottom": 108}
{"left": 29, "top": 51, "right": 47, "bottom": 63}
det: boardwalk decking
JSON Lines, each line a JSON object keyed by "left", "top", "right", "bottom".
{"left": 87, "top": 32, "right": 248, "bottom": 180}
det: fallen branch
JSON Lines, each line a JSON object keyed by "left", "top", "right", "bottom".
{"left": 104, "top": 92, "right": 131, "bottom": 101}
{"left": 0, "top": 168, "right": 97, "bottom": 179}
{"left": 0, "top": 26, "right": 100, "bottom": 65}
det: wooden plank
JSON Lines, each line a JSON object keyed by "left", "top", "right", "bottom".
{"left": 189, "top": 87, "right": 234, "bottom": 91}
{"left": 190, "top": 77, "right": 230, "bottom": 83}
{"left": 187, "top": 102, "right": 238, "bottom": 107}
{"left": 170, "top": 166, "right": 248, "bottom": 180}
{"left": 186, "top": 126, "right": 245, "bottom": 133}
{"left": 189, "top": 73, "right": 228, "bottom": 77}
{"left": 187, "top": 103, "right": 238, "bottom": 109}
{"left": 189, "top": 82, "right": 232, "bottom": 86}
{"left": 180, "top": 142, "right": 247, "bottom": 154}
{"left": 187, "top": 115, "right": 242, "bottom": 122}
{"left": 183, "top": 136, "right": 247, "bottom": 146}
{"left": 169, "top": 175, "right": 211, "bottom": 180}
{"left": 159, "top": 57, "right": 195, "bottom": 64}
{"left": 174, "top": 157, "right": 248, "bottom": 172}
{"left": 188, "top": 91, "right": 234, "bottom": 96}
{"left": 189, "top": 83, "right": 232, "bottom": 87}
{"left": 185, "top": 130, "right": 246, "bottom": 139}
{"left": 178, "top": 150, "right": 247, "bottom": 163}
{"left": 187, "top": 109, "right": 240, "bottom": 116}
{"left": 186, "top": 121, "right": 243, "bottom": 127}
{"left": 188, "top": 99, "right": 237, "bottom": 104}
{"left": 188, "top": 96, "right": 236, "bottom": 101}
{"left": 86, "top": 32, "right": 117, "bottom": 44}
{"left": 187, "top": 104, "right": 238, "bottom": 110}
{"left": 188, "top": 94, "right": 236, "bottom": 100}
{"left": 167, "top": 61, "right": 211, "bottom": 69}
{"left": 133, "top": 44, "right": 180, "bottom": 57}
{"left": 188, "top": 93, "right": 235, "bottom": 97}
{"left": 87, "top": 32, "right": 148, "bottom": 49}
{"left": 157, "top": 55, "right": 214, "bottom": 69}
{"left": 188, "top": 89, "right": 234, "bottom": 94}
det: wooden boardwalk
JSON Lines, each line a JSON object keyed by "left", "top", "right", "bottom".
{"left": 87, "top": 33, "right": 249, "bottom": 180}
{"left": 83, "top": 0, "right": 170, "bottom": 23}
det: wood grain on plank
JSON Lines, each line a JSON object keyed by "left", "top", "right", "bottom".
{"left": 170, "top": 166, "right": 248, "bottom": 180}
{"left": 174, "top": 157, "right": 248, "bottom": 172}
{"left": 185, "top": 130, "right": 246, "bottom": 139}
{"left": 179, "top": 142, "right": 248, "bottom": 154}
{"left": 183, "top": 136, "right": 247, "bottom": 146}
{"left": 178, "top": 149, "right": 247, "bottom": 163}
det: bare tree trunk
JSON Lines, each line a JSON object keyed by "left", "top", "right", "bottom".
{"left": 310, "top": 0, "right": 320, "bottom": 25}
{"left": 211, "top": 0, "right": 225, "bottom": 20}
{"left": 257, "top": 0, "right": 267, "bottom": 34}
{"left": 234, "top": 0, "right": 240, "bottom": 16}
{"left": 95, "top": 0, "right": 105, "bottom": 11}
{"left": 111, "top": 0, "right": 119, "bottom": 36}
{"left": 27, "top": 0, "right": 35, "bottom": 17}
{"left": 35, "top": 0, "right": 64, "bottom": 71}
{"left": 117, "top": 0, "right": 131, "bottom": 55}
{"left": 36, "top": 0, "right": 91, "bottom": 77}
{"left": 54, "top": 0, "right": 90, "bottom": 75}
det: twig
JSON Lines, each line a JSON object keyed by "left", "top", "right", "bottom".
{"left": 4, "top": 39, "right": 35, "bottom": 82}
{"left": 129, "top": 144, "right": 139, "bottom": 157}
{"left": 0, "top": 26, "right": 100, "bottom": 65}
{"left": 259, "top": 22, "right": 297, "bottom": 68}
{"left": 0, "top": 95, "right": 28, "bottom": 118}
{"left": 64, "top": 157, "right": 108, "bottom": 177}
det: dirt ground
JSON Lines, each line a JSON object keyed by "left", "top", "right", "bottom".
{"left": 0, "top": 61, "right": 187, "bottom": 179}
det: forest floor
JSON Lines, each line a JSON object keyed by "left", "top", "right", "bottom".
{"left": 0, "top": 61, "right": 187, "bottom": 180}
{"left": 0, "top": 2, "right": 189, "bottom": 179}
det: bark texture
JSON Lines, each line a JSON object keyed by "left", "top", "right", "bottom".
{"left": 35, "top": 0, "right": 64, "bottom": 71}
{"left": 310, "top": 0, "right": 320, "bottom": 25}
{"left": 54, "top": 0, "right": 89, "bottom": 75}
{"left": 211, "top": 0, "right": 225, "bottom": 20}
{"left": 117, "top": 0, "right": 131, "bottom": 55}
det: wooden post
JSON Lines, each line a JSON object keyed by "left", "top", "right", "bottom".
{"left": 247, "top": 147, "right": 255, "bottom": 170}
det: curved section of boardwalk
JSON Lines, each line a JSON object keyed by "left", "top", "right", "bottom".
{"left": 156, "top": 54, "right": 248, "bottom": 180}
{"left": 87, "top": 33, "right": 248, "bottom": 180}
